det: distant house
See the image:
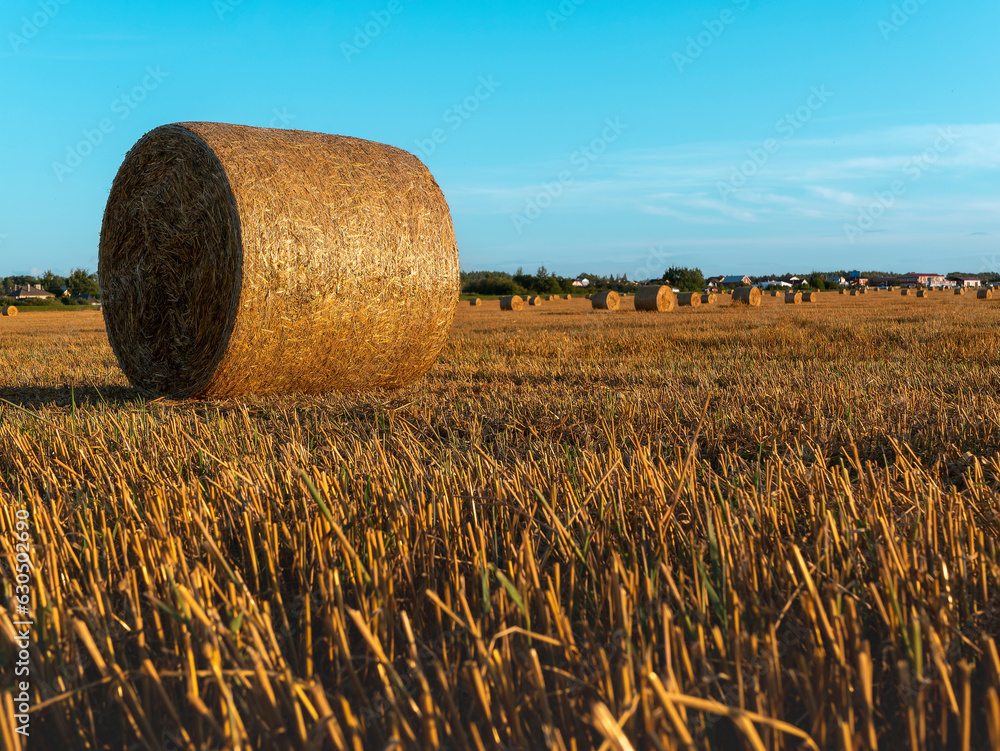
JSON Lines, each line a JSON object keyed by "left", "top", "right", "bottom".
{"left": 572, "top": 278, "right": 590, "bottom": 288}
{"left": 953, "top": 275, "right": 981, "bottom": 288}
{"left": 780, "top": 275, "right": 803, "bottom": 285}
{"left": 720, "top": 275, "right": 751, "bottom": 286}
{"left": 6, "top": 284, "right": 55, "bottom": 299}
{"left": 846, "top": 271, "right": 868, "bottom": 286}
{"left": 826, "top": 276, "right": 846, "bottom": 286}
{"left": 705, "top": 276, "right": 723, "bottom": 287}
{"left": 759, "top": 280, "right": 791, "bottom": 289}
{"left": 899, "top": 272, "right": 946, "bottom": 288}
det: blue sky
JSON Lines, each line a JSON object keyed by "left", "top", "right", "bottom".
{"left": 1, "top": 0, "right": 997, "bottom": 279}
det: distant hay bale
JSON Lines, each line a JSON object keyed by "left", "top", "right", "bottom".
{"left": 901, "top": 289, "right": 912, "bottom": 296}
{"left": 470, "top": 298, "right": 482, "bottom": 306}
{"left": 954, "top": 288, "right": 964, "bottom": 296}
{"left": 731, "top": 287, "right": 761, "bottom": 306}
{"left": 634, "top": 285, "right": 676, "bottom": 312}
{"left": 563, "top": 294, "right": 571, "bottom": 300}
{"left": 500, "top": 295, "right": 523, "bottom": 311}
{"left": 770, "top": 290, "right": 778, "bottom": 297}
{"left": 585, "top": 294, "right": 592, "bottom": 300}
{"left": 529, "top": 296, "right": 543, "bottom": 306}
{"left": 917, "top": 289, "right": 928, "bottom": 298}
{"left": 700, "top": 293, "right": 717, "bottom": 304}
{"left": 978, "top": 289, "right": 993, "bottom": 300}
{"left": 802, "top": 291, "right": 818, "bottom": 302}
{"left": 99, "top": 122, "right": 459, "bottom": 399}
{"left": 591, "top": 290, "right": 620, "bottom": 310}
{"left": 677, "top": 292, "right": 701, "bottom": 308}
{"left": 850, "top": 289, "right": 859, "bottom": 296}
{"left": 785, "top": 292, "right": 802, "bottom": 304}
{"left": 839, "top": 289, "right": 846, "bottom": 295}
{"left": 2, "top": 305, "right": 17, "bottom": 317}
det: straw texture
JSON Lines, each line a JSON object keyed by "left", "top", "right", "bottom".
{"left": 677, "top": 293, "right": 701, "bottom": 308}
{"left": 99, "top": 122, "right": 459, "bottom": 399}
{"left": 785, "top": 292, "right": 802, "bottom": 304}
{"left": 591, "top": 290, "right": 619, "bottom": 310}
{"left": 634, "top": 285, "right": 676, "bottom": 312}
{"left": 500, "top": 295, "right": 523, "bottom": 311}
{"left": 2, "top": 306, "right": 16, "bottom": 317}
{"left": 732, "top": 287, "right": 761, "bottom": 306}
{"left": 978, "top": 289, "right": 993, "bottom": 300}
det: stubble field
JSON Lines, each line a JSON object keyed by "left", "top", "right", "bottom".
{"left": 1, "top": 291, "right": 999, "bottom": 750}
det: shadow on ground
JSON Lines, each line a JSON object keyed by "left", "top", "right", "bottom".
{"left": 0, "top": 384, "right": 142, "bottom": 410}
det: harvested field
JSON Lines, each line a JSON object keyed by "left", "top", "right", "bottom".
{"left": 2, "top": 296, "right": 1000, "bottom": 750}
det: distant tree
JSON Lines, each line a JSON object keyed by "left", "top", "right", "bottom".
{"left": 67, "top": 268, "right": 100, "bottom": 299}
{"left": 807, "top": 273, "right": 826, "bottom": 290}
{"left": 663, "top": 266, "right": 705, "bottom": 292}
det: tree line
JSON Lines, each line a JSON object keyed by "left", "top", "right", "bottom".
{"left": 1, "top": 269, "right": 100, "bottom": 305}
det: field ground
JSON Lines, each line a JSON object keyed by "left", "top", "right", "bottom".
{"left": 2, "top": 292, "right": 1000, "bottom": 750}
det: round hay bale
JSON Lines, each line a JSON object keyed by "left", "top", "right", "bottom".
{"left": 839, "top": 289, "right": 846, "bottom": 295}
{"left": 470, "top": 298, "right": 482, "bottom": 306}
{"left": 850, "top": 289, "right": 859, "bottom": 296}
{"left": 917, "top": 289, "right": 928, "bottom": 298}
{"left": 901, "top": 289, "right": 911, "bottom": 296}
{"left": 562, "top": 294, "right": 571, "bottom": 300}
{"left": 700, "top": 293, "right": 717, "bottom": 305}
{"left": 802, "top": 291, "right": 818, "bottom": 302}
{"left": 784, "top": 292, "right": 802, "bottom": 304}
{"left": 591, "top": 290, "right": 620, "bottom": 310}
{"left": 954, "top": 288, "right": 964, "bottom": 296}
{"left": 500, "top": 295, "right": 523, "bottom": 311}
{"left": 529, "top": 296, "right": 543, "bottom": 306}
{"left": 634, "top": 285, "right": 676, "bottom": 312}
{"left": 676, "top": 292, "right": 701, "bottom": 308}
{"left": 585, "top": 294, "right": 592, "bottom": 300}
{"left": 770, "top": 290, "right": 778, "bottom": 297}
{"left": 731, "top": 287, "right": 761, "bottom": 306}
{"left": 99, "top": 122, "right": 458, "bottom": 399}
{"left": 978, "top": 289, "right": 993, "bottom": 300}
{"left": 2, "top": 305, "right": 17, "bottom": 317}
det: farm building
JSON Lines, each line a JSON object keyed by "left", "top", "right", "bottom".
{"left": 899, "top": 272, "right": 947, "bottom": 288}
{"left": 953, "top": 276, "right": 981, "bottom": 288}
{"left": 6, "top": 283, "right": 55, "bottom": 299}
{"left": 719, "top": 275, "right": 751, "bottom": 287}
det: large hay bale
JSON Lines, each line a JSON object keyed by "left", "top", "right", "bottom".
{"left": 701, "top": 293, "right": 717, "bottom": 304}
{"left": 677, "top": 292, "right": 701, "bottom": 308}
{"left": 2, "top": 305, "right": 17, "bottom": 317}
{"left": 802, "top": 291, "right": 818, "bottom": 302}
{"left": 470, "top": 298, "right": 482, "bottom": 306}
{"left": 99, "top": 122, "right": 459, "bottom": 399}
{"left": 731, "top": 286, "right": 761, "bottom": 306}
{"left": 591, "top": 290, "right": 620, "bottom": 310}
{"left": 785, "top": 292, "right": 802, "bottom": 304}
{"left": 500, "top": 295, "right": 523, "bottom": 311}
{"left": 978, "top": 289, "right": 993, "bottom": 300}
{"left": 634, "top": 285, "right": 676, "bottom": 312}
{"left": 529, "top": 296, "right": 543, "bottom": 306}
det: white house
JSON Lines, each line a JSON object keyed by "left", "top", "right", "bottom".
{"left": 572, "top": 278, "right": 590, "bottom": 288}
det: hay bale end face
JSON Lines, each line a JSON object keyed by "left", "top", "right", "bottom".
{"left": 785, "top": 292, "right": 802, "bottom": 304}
{"left": 635, "top": 285, "right": 676, "bottom": 312}
{"left": 470, "top": 298, "right": 482, "bottom": 306}
{"left": 978, "top": 289, "right": 993, "bottom": 300}
{"left": 2, "top": 305, "right": 17, "bottom": 317}
{"left": 99, "top": 122, "right": 459, "bottom": 399}
{"left": 731, "top": 287, "right": 761, "bottom": 306}
{"left": 677, "top": 292, "right": 701, "bottom": 308}
{"left": 591, "top": 290, "right": 620, "bottom": 310}
{"left": 500, "top": 295, "right": 523, "bottom": 311}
